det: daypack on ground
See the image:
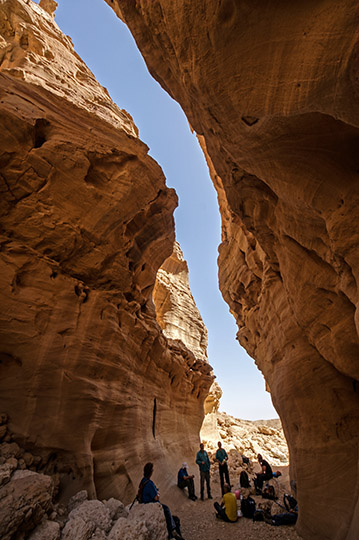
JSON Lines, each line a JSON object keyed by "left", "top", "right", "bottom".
{"left": 283, "top": 493, "right": 298, "bottom": 511}
{"left": 253, "top": 509, "right": 265, "bottom": 521}
{"left": 262, "top": 483, "right": 276, "bottom": 500}
{"left": 241, "top": 496, "right": 256, "bottom": 519}
{"left": 240, "top": 470, "right": 250, "bottom": 488}
{"left": 273, "top": 512, "right": 298, "bottom": 526}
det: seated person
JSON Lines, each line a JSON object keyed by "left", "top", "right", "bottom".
{"left": 177, "top": 462, "right": 197, "bottom": 501}
{"left": 213, "top": 483, "right": 238, "bottom": 523}
{"left": 138, "top": 462, "right": 184, "bottom": 540}
{"left": 254, "top": 453, "right": 273, "bottom": 492}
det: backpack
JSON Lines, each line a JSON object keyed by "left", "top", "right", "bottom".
{"left": 240, "top": 470, "right": 250, "bottom": 488}
{"left": 137, "top": 478, "right": 149, "bottom": 503}
{"left": 241, "top": 496, "right": 256, "bottom": 519}
{"left": 283, "top": 493, "right": 298, "bottom": 511}
{"left": 253, "top": 509, "right": 265, "bottom": 522}
{"left": 262, "top": 484, "right": 276, "bottom": 500}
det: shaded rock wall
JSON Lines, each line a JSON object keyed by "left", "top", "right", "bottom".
{"left": 0, "top": 0, "right": 213, "bottom": 503}
{"left": 108, "top": 2, "right": 359, "bottom": 538}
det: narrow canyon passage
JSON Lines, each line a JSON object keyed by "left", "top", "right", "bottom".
{"left": 0, "top": 2, "right": 359, "bottom": 540}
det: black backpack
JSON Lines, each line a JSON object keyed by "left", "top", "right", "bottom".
{"left": 136, "top": 478, "right": 149, "bottom": 503}
{"left": 253, "top": 509, "right": 265, "bottom": 521}
{"left": 240, "top": 470, "right": 250, "bottom": 488}
{"left": 262, "top": 484, "right": 276, "bottom": 500}
{"left": 284, "top": 493, "right": 298, "bottom": 511}
{"left": 241, "top": 496, "right": 256, "bottom": 519}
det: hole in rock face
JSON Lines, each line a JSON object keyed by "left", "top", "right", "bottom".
{"left": 152, "top": 398, "right": 157, "bottom": 439}
{"left": 33, "top": 118, "right": 50, "bottom": 148}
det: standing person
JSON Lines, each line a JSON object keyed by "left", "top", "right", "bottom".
{"left": 138, "top": 462, "right": 184, "bottom": 540}
{"left": 213, "top": 483, "right": 238, "bottom": 522}
{"left": 196, "top": 442, "right": 212, "bottom": 501}
{"left": 177, "top": 462, "right": 197, "bottom": 500}
{"left": 254, "top": 453, "right": 273, "bottom": 493}
{"left": 215, "top": 441, "right": 230, "bottom": 496}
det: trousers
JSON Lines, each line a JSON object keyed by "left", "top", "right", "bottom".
{"left": 178, "top": 477, "right": 195, "bottom": 498}
{"left": 219, "top": 462, "right": 230, "bottom": 495}
{"left": 200, "top": 470, "right": 211, "bottom": 498}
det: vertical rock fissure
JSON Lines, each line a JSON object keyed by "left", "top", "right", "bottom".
{"left": 152, "top": 398, "right": 157, "bottom": 439}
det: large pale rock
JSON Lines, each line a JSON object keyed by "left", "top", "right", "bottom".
{"left": 0, "top": 0, "right": 213, "bottom": 506}
{"left": 61, "top": 517, "right": 95, "bottom": 540}
{"left": 129, "top": 503, "right": 168, "bottom": 540}
{"left": 108, "top": 502, "right": 167, "bottom": 540}
{"left": 0, "top": 470, "right": 54, "bottom": 540}
{"left": 108, "top": 518, "right": 149, "bottom": 540}
{"left": 28, "top": 520, "right": 60, "bottom": 540}
{"left": 68, "top": 500, "right": 112, "bottom": 533}
{"left": 153, "top": 241, "right": 208, "bottom": 363}
{"left": 108, "top": 2, "right": 359, "bottom": 539}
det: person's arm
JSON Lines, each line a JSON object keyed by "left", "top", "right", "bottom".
{"left": 195, "top": 452, "right": 202, "bottom": 466}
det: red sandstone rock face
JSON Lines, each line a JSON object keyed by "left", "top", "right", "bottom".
{"left": 0, "top": 0, "right": 213, "bottom": 503}
{"left": 108, "top": 2, "right": 359, "bottom": 538}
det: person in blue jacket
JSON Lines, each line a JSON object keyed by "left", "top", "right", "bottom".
{"left": 138, "top": 462, "right": 183, "bottom": 540}
{"left": 177, "top": 462, "right": 197, "bottom": 500}
{"left": 195, "top": 442, "right": 212, "bottom": 500}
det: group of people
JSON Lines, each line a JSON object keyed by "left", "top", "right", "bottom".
{"left": 136, "top": 444, "right": 296, "bottom": 539}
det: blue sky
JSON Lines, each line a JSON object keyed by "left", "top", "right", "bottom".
{"left": 42, "top": 0, "right": 277, "bottom": 420}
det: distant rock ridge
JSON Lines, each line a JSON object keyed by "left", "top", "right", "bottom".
{"left": 201, "top": 383, "right": 288, "bottom": 466}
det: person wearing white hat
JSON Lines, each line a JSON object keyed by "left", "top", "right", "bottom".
{"left": 177, "top": 462, "right": 197, "bottom": 500}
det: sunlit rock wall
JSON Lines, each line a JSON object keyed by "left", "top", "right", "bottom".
{"left": 108, "top": 1, "right": 359, "bottom": 538}
{"left": 0, "top": 0, "right": 213, "bottom": 503}
{"left": 153, "top": 241, "right": 208, "bottom": 363}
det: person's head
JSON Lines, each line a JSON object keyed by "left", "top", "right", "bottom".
{"left": 200, "top": 442, "right": 204, "bottom": 451}
{"left": 257, "top": 453, "right": 263, "bottom": 463}
{"left": 182, "top": 462, "right": 188, "bottom": 470}
{"left": 217, "top": 441, "right": 222, "bottom": 448}
{"left": 224, "top": 483, "right": 231, "bottom": 493}
{"left": 143, "top": 462, "right": 153, "bottom": 479}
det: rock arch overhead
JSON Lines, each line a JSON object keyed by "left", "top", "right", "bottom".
{"left": 107, "top": 1, "right": 359, "bottom": 539}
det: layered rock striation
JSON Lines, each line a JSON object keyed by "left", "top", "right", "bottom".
{"left": 108, "top": 2, "right": 359, "bottom": 539}
{"left": 153, "top": 241, "right": 208, "bottom": 363}
{"left": 0, "top": 0, "right": 213, "bottom": 505}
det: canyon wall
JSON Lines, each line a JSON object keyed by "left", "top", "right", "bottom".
{"left": 108, "top": 2, "right": 359, "bottom": 539}
{"left": 0, "top": 0, "right": 213, "bottom": 504}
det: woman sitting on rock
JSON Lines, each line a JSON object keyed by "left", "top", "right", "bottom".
{"left": 138, "top": 462, "right": 184, "bottom": 540}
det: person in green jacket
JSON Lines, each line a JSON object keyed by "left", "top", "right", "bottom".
{"left": 215, "top": 441, "right": 230, "bottom": 496}
{"left": 196, "top": 442, "right": 212, "bottom": 500}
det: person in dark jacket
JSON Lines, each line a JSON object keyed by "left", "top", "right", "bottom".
{"left": 139, "top": 462, "right": 183, "bottom": 540}
{"left": 254, "top": 453, "right": 273, "bottom": 492}
{"left": 215, "top": 441, "right": 230, "bottom": 496}
{"left": 195, "top": 443, "right": 212, "bottom": 500}
{"left": 177, "top": 462, "right": 197, "bottom": 500}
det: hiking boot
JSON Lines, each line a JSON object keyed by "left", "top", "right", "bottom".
{"left": 264, "top": 515, "right": 274, "bottom": 526}
{"left": 208, "top": 495, "right": 213, "bottom": 499}
{"left": 171, "top": 530, "right": 184, "bottom": 540}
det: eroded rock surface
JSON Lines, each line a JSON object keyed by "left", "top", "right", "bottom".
{"left": 108, "top": 2, "right": 359, "bottom": 539}
{"left": 153, "top": 241, "right": 208, "bottom": 363}
{"left": 0, "top": 0, "right": 213, "bottom": 505}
